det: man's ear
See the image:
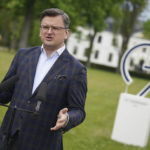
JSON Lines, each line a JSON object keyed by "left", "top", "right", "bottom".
{"left": 65, "top": 29, "right": 70, "bottom": 40}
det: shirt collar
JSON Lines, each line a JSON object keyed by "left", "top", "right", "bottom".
{"left": 41, "top": 45, "right": 66, "bottom": 57}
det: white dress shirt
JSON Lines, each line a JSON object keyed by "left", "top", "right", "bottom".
{"left": 32, "top": 45, "right": 65, "bottom": 94}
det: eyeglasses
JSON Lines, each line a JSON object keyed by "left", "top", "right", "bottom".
{"left": 40, "top": 25, "right": 68, "bottom": 32}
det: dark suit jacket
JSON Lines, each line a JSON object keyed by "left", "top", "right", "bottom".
{"left": 0, "top": 46, "right": 87, "bottom": 150}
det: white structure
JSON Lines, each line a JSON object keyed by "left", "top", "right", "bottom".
{"left": 127, "top": 33, "right": 150, "bottom": 73}
{"left": 67, "top": 26, "right": 150, "bottom": 73}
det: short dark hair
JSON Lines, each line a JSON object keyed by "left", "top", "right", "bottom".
{"left": 40, "top": 8, "right": 70, "bottom": 28}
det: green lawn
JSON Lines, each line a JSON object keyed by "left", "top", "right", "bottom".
{"left": 0, "top": 49, "right": 150, "bottom": 150}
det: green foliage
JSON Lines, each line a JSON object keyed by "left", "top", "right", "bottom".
{"left": 80, "top": 0, "right": 105, "bottom": 31}
{"left": 111, "top": 4, "right": 123, "bottom": 33}
{"left": 78, "top": 0, "right": 124, "bottom": 67}
{"left": 34, "top": 0, "right": 57, "bottom": 17}
{"left": 115, "top": 0, "right": 148, "bottom": 73}
{"left": 6, "top": 0, "right": 24, "bottom": 9}
{"left": 0, "top": 9, "right": 12, "bottom": 44}
{"left": 121, "top": 0, "right": 147, "bottom": 36}
{"left": 0, "top": 0, "right": 89, "bottom": 48}
{"left": 28, "top": 19, "right": 42, "bottom": 46}
{"left": 79, "top": 0, "right": 123, "bottom": 32}
{"left": 0, "top": 0, "right": 148, "bottom": 51}
{"left": 130, "top": 0, "right": 147, "bottom": 7}
{"left": 111, "top": 4, "right": 123, "bottom": 47}
{"left": 143, "top": 20, "right": 150, "bottom": 39}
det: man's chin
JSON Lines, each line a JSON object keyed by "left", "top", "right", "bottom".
{"left": 43, "top": 43, "right": 53, "bottom": 48}
{"left": 43, "top": 44, "right": 57, "bottom": 51}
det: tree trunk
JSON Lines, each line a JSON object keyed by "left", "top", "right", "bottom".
{"left": 116, "top": 37, "right": 130, "bottom": 73}
{"left": 116, "top": 2, "right": 142, "bottom": 73}
{"left": 18, "top": 0, "right": 36, "bottom": 49}
{"left": 2, "top": 23, "right": 10, "bottom": 47}
{"left": 86, "top": 30, "right": 97, "bottom": 67}
{"left": 10, "top": 20, "right": 19, "bottom": 50}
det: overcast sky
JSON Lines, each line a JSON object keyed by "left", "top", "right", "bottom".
{"left": 139, "top": 0, "right": 150, "bottom": 21}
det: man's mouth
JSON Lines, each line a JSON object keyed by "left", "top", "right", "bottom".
{"left": 46, "top": 36, "right": 53, "bottom": 41}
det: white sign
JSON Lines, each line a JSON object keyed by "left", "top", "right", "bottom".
{"left": 112, "top": 43, "right": 150, "bottom": 147}
{"left": 120, "top": 43, "right": 150, "bottom": 96}
{"left": 111, "top": 93, "right": 150, "bottom": 147}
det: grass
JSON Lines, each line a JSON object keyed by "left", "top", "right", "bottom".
{"left": 0, "top": 49, "right": 150, "bottom": 150}
{"left": 0, "top": 50, "right": 15, "bottom": 123}
{"left": 64, "top": 68, "right": 150, "bottom": 150}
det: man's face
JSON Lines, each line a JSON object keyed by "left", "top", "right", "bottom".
{"left": 40, "top": 15, "right": 69, "bottom": 51}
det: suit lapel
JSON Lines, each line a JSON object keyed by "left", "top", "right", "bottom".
{"left": 31, "top": 49, "right": 70, "bottom": 97}
{"left": 28, "top": 47, "right": 41, "bottom": 97}
{"left": 43, "top": 49, "right": 70, "bottom": 83}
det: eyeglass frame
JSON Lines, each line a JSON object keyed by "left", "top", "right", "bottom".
{"left": 40, "top": 25, "right": 69, "bottom": 32}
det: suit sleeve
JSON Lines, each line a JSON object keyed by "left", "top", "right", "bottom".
{"left": 63, "top": 67, "right": 87, "bottom": 132}
{"left": 0, "top": 51, "right": 20, "bottom": 104}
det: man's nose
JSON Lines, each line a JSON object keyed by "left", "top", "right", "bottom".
{"left": 47, "top": 27, "right": 53, "bottom": 33}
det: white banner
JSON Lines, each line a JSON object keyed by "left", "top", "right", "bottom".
{"left": 111, "top": 93, "right": 150, "bottom": 147}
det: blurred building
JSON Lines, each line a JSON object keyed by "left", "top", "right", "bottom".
{"left": 67, "top": 26, "right": 150, "bottom": 74}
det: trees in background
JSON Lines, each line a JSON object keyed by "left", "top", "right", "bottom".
{"left": 116, "top": 0, "right": 147, "bottom": 72}
{"left": 78, "top": 0, "right": 124, "bottom": 67}
{"left": 143, "top": 20, "right": 150, "bottom": 39}
{"left": 0, "top": 0, "right": 149, "bottom": 72}
{"left": 78, "top": 0, "right": 148, "bottom": 68}
{"left": 0, "top": 0, "right": 85, "bottom": 49}
{"left": 1, "top": 0, "right": 57, "bottom": 49}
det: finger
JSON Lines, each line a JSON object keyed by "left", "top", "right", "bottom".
{"left": 51, "top": 125, "right": 58, "bottom": 131}
{"left": 60, "top": 108, "right": 68, "bottom": 114}
{"left": 57, "top": 117, "right": 67, "bottom": 125}
{"left": 57, "top": 114, "right": 67, "bottom": 121}
{"left": 50, "top": 122, "right": 64, "bottom": 131}
{"left": 51, "top": 108, "right": 68, "bottom": 131}
{"left": 51, "top": 116, "right": 67, "bottom": 131}
{"left": 57, "top": 108, "right": 68, "bottom": 118}
{"left": 57, "top": 118, "right": 65, "bottom": 123}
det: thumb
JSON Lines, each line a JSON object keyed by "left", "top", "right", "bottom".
{"left": 61, "top": 108, "right": 68, "bottom": 114}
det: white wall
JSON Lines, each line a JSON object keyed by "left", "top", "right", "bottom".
{"left": 67, "top": 27, "right": 150, "bottom": 73}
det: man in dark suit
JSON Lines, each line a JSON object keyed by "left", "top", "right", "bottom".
{"left": 0, "top": 8, "right": 87, "bottom": 150}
